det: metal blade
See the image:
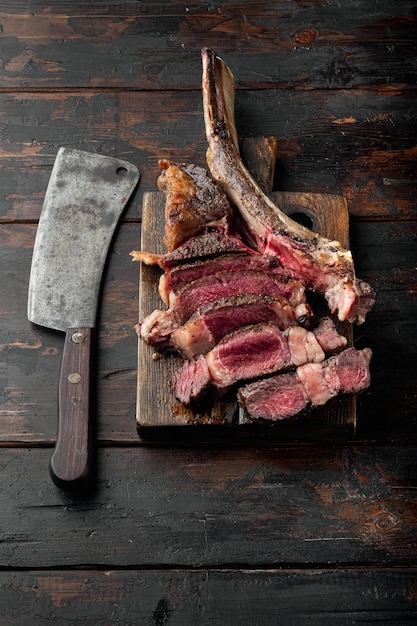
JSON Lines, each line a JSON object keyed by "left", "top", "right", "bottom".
{"left": 28, "top": 147, "right": 140, "bottom": 332}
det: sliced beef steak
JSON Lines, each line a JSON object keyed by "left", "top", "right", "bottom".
{"left": 239, "top": 372, "right": 309, "bottom": 421}
{"left": 159, "top": 252, "right": 283, "bottom": 304}
{"left": 137, "top": 49, "right": 374, "bottom": 422}
{"left": 172, "top": 294, "right": 297, "bottom": 359}
{"left": 139, "top": 292, "right": 299, "bottom": 355}
{"left": 173, "top": 322, "right": 330, "bottom": 405}
{"left": 206, "top": 323, "right": 325, "bottom": 387}
{"left": 174, "top": 356, "right": 211, "bottom": 405}
{"left": 238, "top": 347, "right": 372, "bottom": 421}
{"left": 169, "top": 270, "right": 310, "bottom": 325}
{"left": 310, "top": 316, "right": 347, "bottom": 354}
{"left": 130, "top": 224, "right": 255, "bottom": 269}
{"left": 201, "top": 48, "right": 375, "bottom": 324}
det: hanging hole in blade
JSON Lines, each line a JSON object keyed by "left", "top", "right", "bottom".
{"left": 116, "top": 167, "right": 128, "bottom": 177}
{"left": 288, "top": 211, "right": 314, "bottom": 230}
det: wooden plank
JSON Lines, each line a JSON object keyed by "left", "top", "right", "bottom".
{"left": 0, "top": 88, "right": 415, "bottom": 222}
{"left": 1, "top": 568, "right": 417, "bottom": 625}
{"left": 3, "top": 0, "right": 415, "bottom": 20}
{"left": 0, "top": 2, "right": 415, "bottom": 90}
{"left": 0, "top": 445, "right": 416, "bottom": 568}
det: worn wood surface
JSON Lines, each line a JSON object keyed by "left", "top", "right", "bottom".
{"left": 1, "top": 0, "right": 416, "bottom": 91}
{"left": 1, "top": 0, "right": 417, "bottom": 623}
{"left": 0, "top": 88, "right": 416, "bottom": 222}
{"left": 0, "top": 445, "right": 417, "bottom": 568}
{"left": 2, "top": 569, "right": 417, "bottom": 626}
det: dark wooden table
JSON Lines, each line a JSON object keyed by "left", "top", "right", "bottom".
{"left": 1, "top": 1, "right": 417, "bottom": 623}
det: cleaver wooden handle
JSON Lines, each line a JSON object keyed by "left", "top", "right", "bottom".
{"left": 50, "top": 326, "right": 95, "bottom": 490}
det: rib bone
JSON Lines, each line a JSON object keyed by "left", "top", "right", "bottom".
{"left": 201, "top": 48, "right": 375, "bottom": 324}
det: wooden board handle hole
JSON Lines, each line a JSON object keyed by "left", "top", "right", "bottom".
{"left": 287, "top": 211, "right": 314, "bottom": 230}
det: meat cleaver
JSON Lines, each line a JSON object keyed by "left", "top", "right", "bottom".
{"left": 28, "top": 147, "right": 140, "bottom": 490}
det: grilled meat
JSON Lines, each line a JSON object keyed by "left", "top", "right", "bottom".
{"left": 168, "top": 270, "right": 309, "bottom": 325}
{"left": 139, "top": 269, "right": 310, "bottom": 353}
{"left": 135, "top": 49, "right": 374, "bottom": 424}
{"left": 238, "top": 347, "right": 372, "bottom": 421}
{"left": 311, "top": 316, "right": 348, "bottom": 354}
{"left": 172, "top": 294, "right": 298, "bottom": 359}
{"left": 173, "top": 321, "right": 347, "bottom": 405}
{"left": 201, "top": 48, "right": 375, "bottom": 324}
{"left": 159, "top": 252, "right": 284, "bottom": 304}
{"left": 157, "top": 159, "right": 233, "bottom": 251}
{"left": 130, "top": 220, "right": 255, "bottom": 269}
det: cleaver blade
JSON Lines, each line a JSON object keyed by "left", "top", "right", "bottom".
{"left": 28, "top": 147, "right": 140, "bottom": 490}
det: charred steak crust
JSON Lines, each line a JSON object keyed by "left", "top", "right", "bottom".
{"left": 157, "top": 159, "right": 233, "bottom": 251}
{"left": 131, "top": 227, "right": 256, "bottom": 269}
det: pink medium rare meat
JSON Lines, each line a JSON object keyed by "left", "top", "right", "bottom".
{"left": 139, "top": 291, "right": 304, "bottom": 355}
{"left": 238, "top": 347, "right": 372, "bottom": 421}
{"left": 172, "top": 294, "right": 298, "bottom": 359}
{"left": 158, "top": 252, "right": 285, "bottom": 305}
{"left": 201, "top": 48, "right": 375, "bottom": 324}
{"left": 310, "top": 316, "right": 348, "bottom": 354}
{"left": 174, "top": 356, "right": 211, "bottom": 406}
{"left": 168, "top": 270, "right": 310, "bottom": 325}
{"left": 173, "top": 321, "right": 346, "bottom": 405}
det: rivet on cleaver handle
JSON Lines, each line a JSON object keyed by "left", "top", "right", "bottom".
{"left": 28, "top": 147, "right": 140, "bottom": 490}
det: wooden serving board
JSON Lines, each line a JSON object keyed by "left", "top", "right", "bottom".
{"left": 136, "top": 138, "right": 356, "bottom": 440}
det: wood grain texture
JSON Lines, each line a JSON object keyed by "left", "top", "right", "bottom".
{"left": 0, "top": 445, "right": 416, "bottom": 568}
{"left": 0, "top": 88, "right": 415, "bottom": 222}
{"left": 1, "top": 569, "right": 417, "bottom": 625}
{"left": 0, "top": 1, "right": 415, "bottom": 90}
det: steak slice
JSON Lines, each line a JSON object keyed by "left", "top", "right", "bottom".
{"left": 173, "top": 294, "right": 297, "bottom": 359}
{"left": 173, "top": 322, "right": 327, "bottom": 404}
{"left": 238, "top": 347, "right": 372, "bottom": 421}
{"left": 130, "top": 223, "right": 255, "bottom": 269}
{"left": 138, "top": 308, "right": 178, "bottom": 352}
{"left": 240, "top": 372, "right": 309, "bottom": 421}
{"left": 169, "top": 270, "right": 309, "bottom": 325}
{"left": 139, "top": 293, "right": 298, "bottom": 355}
{"left": 159, "top": 252, "right": 283, "bottom": 304}
{"left": 174, "top": 356, "right": 211, "bottom": 406}
{"left": 157, "top": 159, "right": 233, "bottom": 251}
{"left": 201, "top": 48, "right": 375, "bottom": 324}
{"left": 310, "top": 316, "right": 347, "bottom": 354}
